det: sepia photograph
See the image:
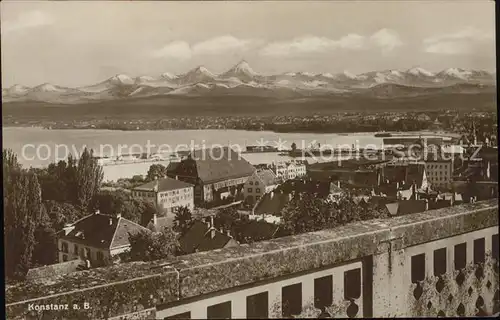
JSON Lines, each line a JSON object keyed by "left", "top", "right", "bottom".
{"left": 2, "top": 0, "right": 498, "bottom": 318}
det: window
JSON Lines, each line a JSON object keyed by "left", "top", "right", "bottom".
{"left": 433, "top": 248, "right": 447, "bottom": 276}
{"left": 474, "top": 238, "right": 485, "bottom": 264}
{"left": 282, "top": 283, "right": 302, "bottom": 317}
{"left": 165, "top": 312, "right": 191, "bottom": 319}
{"left": 248, "top": 188, "right": 252, "bottom": 193}
{"left": 411, "top": 253, "right": 425, "bottom": 283}
{"left": 246, "top": 291, "right": 268, "bottom": 319}
{"left": 62, "top": 254, "right": 68, "bottom": 262}
{"left": 256, "top": 188, "right": 261, "bottom": 193}
{"left": 344, "top": 268, "right": 362, "bottom": 300}
{"left": 61, "top": 242, "right": 68, "bottom": 253}
{"left": 454, "top": 243, "right": 467, "bottom": 270}
{"left": 74, "top": 244, "right": 78, "bottom": 255}
{"left": 314, "top": 275, "right": 333, "bottom": 310}
{"left": 97, "top": 251, "right": 104, "bottom": 261}
{"left": 255, "top": 181, "right": 259, "bottom": 185}
{"left": 249, "top": 181, "right": 253, "bottom": 185}
{"left": 207, "top": 301, "right": 231, "bottom": 319}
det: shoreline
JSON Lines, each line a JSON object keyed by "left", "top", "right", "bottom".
{"left": 2, "top": 125, "right": 458, "bottom": 137}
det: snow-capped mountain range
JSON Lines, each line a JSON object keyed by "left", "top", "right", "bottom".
{"left": 2, "top": 61, "right": 495, "bottom": 104}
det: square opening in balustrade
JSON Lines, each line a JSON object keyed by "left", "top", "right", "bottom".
{"left": 246, "top": 291, "right": 268, "bottom": 319}
{"left": 411, "top": 253, "right": 425, "bottom": 283}
{"left": 433, "top": 248, "right": 447, "bottom": 276}
{"left": 207, "top": 301, "right": 231, "bottom": 319}
{"left": 314, "top": 275, "right": 333, "bottom": 310}
{"left": 454, "top": 243, "right": 467, "bottom": 270}
{"left": 474, "top": 238, "right": 485, "bottom": 264}
{"left": 282, "top": 283, "right": 302, "bottom": 317}
{"left": 344, "top": 268, "right": 362, "bottom": 300}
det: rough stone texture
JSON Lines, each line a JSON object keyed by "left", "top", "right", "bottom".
{"left": 6, "top": 265, "right": 178, "bottom": 320}
{"left": 5, "top": 199, "right": 498, "bottom": 319}
{"left": 409, "top": 256, "right": 499, "bottom": 317}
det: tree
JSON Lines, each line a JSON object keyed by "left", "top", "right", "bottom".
{"left": 173, "top": 206, "right": 194, "bottom": 235}
{"left": 75, "top": 148, "right": 104, "bottom": 210}
{"left": 214, "top": 206, "right": 240, "bottom": 231}
{"left": 146, "top": 164, "right": 168, "bottom": 181}
{"left": 43, "top": 200, "right": 86, "bottom": 230}
{"left": 291, "top": 142, "right": 297, "bottom": 152}
{"left": 95, "top": 189, "right": 156, "bottom": 224}
{"left": 127, "top": 227, "right": 179, "bottom": 262}
{"left": 4, "top": 165, "right": 45, "bottom": 279}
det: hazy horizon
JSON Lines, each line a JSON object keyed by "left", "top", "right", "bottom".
{"left": 1, "top": 1, "right": 495, "bottom": 88}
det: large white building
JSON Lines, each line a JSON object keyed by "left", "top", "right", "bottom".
{"left": 57, "top": 212, "right": 150, "bottom": 266}
{"left": 270, "top": 161, "right": 307, "bottom": 181}
{"left": 131, "top": 177, "right": 195, "bottom": 215}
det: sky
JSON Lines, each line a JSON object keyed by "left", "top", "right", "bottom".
{"left": 1, "top": 1, "right": 496, "bottom": 88}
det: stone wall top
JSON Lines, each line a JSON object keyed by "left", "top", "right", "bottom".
{"left": 5, "top": 199, "right": 498, "bottom": 319}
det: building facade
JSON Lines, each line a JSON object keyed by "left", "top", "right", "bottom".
{"left": 243, "top": 170, "right": 278, "bottom": 205}
{"left": 167, "top": 147, "right": 256, "bottom": 206}
{"left": 424, "top": 159, "right": 453, "bottom": 189}
{"left": 57, "top": 212, "right": 151, "bottom": 266}
{"left": 270, "top": 161, "right": 307, "bottom": 181}
{"left": 131, "top": 177, "right": 194, "bottom": 215}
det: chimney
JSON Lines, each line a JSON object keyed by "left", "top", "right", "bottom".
{"left": 396, "top": 182, "right": 400, "bottom": 189}
{"left": 95, "top": 209, "right": 100, "bottom": 215}
{"left": 270, "top": 191, "right": 274, "bottom": 199}
{"left": 226, "top": 229, "right": 232, "bottom": 238}
{"left": 210, "top": 215, "right": 214, "bottom": 228}
{"left": 425, "top": 199, "right": 429, "bottom": 211}
{"left": 210, "top": 228, "right": 216, "bottom": 239}
{"left": 337, "top": 180, "right": 341, "bottom": 188}
{"left": 219, "top": 227, "right": 224, "bottom": 233}
{"left": 116, "top": 213, "right": 121, "bottom": 219}
{"left": 153, "top": 213, "right": 158, "bottom": 226}
{"left": 175, "top": 175, "right": 179, "bottom": 180}
{"left": 109, "top": 218, "right": 113, "bottom": 226}
{"left": 85, "top": 260, "right": 91, "bottom": 269}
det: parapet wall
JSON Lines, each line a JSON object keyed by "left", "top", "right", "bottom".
{"left": 5, "top": 199, "right": 499, "bottom": 319}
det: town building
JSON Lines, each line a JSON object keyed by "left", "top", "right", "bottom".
{"left": 243, "top": 169, "right": 278, "bottom": 205}
{"left": 423, "top": 159, "right": 453, "bottom": 190}
{"left": 131, "top": 177, "right": 194, "bottom": 216}
{"left": 167, "top": 147, "right": 256, "bottom": 206}
{"left": 178, "top": 217, "right": 239, "bottom": 254}
{"left": 269, "top": 161, "right": 307, "bottom": 181}
{"left": 57, "top": 212, "right": 150, "bottom": 266}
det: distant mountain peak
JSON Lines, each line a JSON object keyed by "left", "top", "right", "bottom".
{"left": 109, "top": 74, "right": 135, "bottom": 85}
{"left": 32, "top": 83, "right": 64, "bottom": 92}
{"left": 407, "top": 67, "right": 434, "bottom": 77}
{"left": 161, "top": 72, "right": 178, "bottom": 80}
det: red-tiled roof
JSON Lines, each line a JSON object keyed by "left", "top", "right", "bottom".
{"left": 133, "top": 177, "right": 193, "bottom": 192}
{"left": 61, "top": 213, "right": 151, "bottom": 250}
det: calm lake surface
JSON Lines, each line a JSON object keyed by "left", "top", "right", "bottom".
{"left": 3, "top": 127, "right": 383, "bottom": 181}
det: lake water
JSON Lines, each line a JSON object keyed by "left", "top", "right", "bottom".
{"left": 3, "top": 127, "right": 383, "bottom": 181}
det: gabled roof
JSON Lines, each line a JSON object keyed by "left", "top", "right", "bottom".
{"left": 254, "top": 169, "right": 277, "bottom": 187}
{"left": 179, "top": 147, "right": 255, "bottom": 184}
{"left": 178, "top": 220, "right": 235, "bottom": 254}
{"left": 132, "top": 177, "right": 193, "bottom": 192}
{"left": 385, "top": 200, "right": 427, "bottom": 216}
{"left": 61, "top": 213, "right": 151, "bottom": 250}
